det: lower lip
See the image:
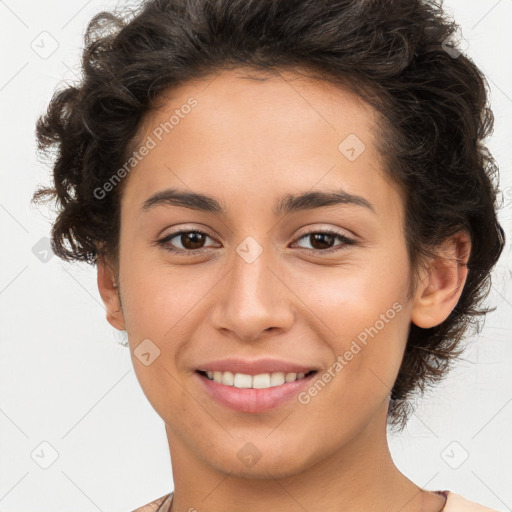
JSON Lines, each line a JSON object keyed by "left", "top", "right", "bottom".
{"left": 195, "top": 371, "right": 317, "bottom": 413}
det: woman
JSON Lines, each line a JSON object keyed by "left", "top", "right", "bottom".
{"left": 33, "top": 0, "right": 506, "bottom": 510}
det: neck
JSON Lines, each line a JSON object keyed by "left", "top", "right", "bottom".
{"left": 165, "top": 401, "right": 441, "bottom": 512}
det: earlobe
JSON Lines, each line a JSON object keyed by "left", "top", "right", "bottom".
{"left": 410, "top": 231, "right": 471, "bottom": 329}
{"left": 97, "top": 256, "right": 126, "bottom": 331}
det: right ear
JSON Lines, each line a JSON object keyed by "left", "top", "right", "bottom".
{"left": 97, "top": 256, "right": 126, "bottom": 331}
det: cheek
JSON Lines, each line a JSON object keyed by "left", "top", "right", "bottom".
{"left": 118, "top": 241, "right": 212, "bottom": 340}
{"left": 302, "top": 254, "right": 410, "bottom": 338}
{"left": 299, "top": 253, "right": 411, "bottom": 394}
{"left": 119, "top": 251, "right": 220, "bottom": 410}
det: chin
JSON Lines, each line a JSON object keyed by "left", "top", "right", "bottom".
{"left": 200, "top": 436, "right": 318, "bottom": 480}
{"left": 210, "top": 455, "right": 309, "bottom": 480}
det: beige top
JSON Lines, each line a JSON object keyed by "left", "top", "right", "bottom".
{"left": 131, "top": 490, "right": 500, "bottom": 511}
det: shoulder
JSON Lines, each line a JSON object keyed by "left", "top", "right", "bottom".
{"left": 443, "top": 490, "right": 500, "bottom": 512}
{"left": 130, "top": 490, "right": 501, "bottom": 512}
{"left": 131, "top": 492, "right": 173, "bottom": 512}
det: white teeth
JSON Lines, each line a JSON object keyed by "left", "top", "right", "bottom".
{"left": 270, "top": 372, "right": 285, "bottom": 386}
{"left": 203, "top": 370, "right": 310, "bottom": 389}
{"left": 221, "top": 371, "right": 234, "bottom": 386}
{"left": 234, "top": 373, "right": 252, "bottom": 388}
{"left": 252, "top": 374, "right": 271, "bottom": 389}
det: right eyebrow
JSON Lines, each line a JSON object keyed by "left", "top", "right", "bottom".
{"left": 142, "top": 189, "right": 225, "bottom": 214}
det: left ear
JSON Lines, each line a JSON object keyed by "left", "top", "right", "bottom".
{"left": 411, "top": 230, "right": 471, "bottom": 329}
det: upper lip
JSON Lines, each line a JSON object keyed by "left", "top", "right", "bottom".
{"left": 196, "top": 357, "right": 318, "bottom": 376}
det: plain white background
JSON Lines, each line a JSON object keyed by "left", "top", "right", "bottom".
{"left": 0, "top": 0, "right": 511, "bottom": 510}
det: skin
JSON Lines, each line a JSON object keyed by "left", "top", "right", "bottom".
{"left": 97, "top": 68, "right": 470, "bottom": 512}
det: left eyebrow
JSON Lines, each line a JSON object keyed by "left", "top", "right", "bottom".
{"left": 141, "top": 187, "right": 375, "bottom": 216}
{"left": 273, "top": 189, "right": 375, "bottom": 216}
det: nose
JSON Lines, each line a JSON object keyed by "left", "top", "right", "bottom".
{"left": 210, "top": 247, "right": 294, "bottom": 343}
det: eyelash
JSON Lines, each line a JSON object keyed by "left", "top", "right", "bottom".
{"left": 157, "top": 228, "right": 356, "bottom": 255}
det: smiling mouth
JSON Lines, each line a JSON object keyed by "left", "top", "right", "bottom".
{"left": 196, "top": 369, "right": 318, "bottom": 390}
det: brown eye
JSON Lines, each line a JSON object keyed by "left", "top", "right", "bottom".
{"left": 158, "top": 230, "right": 218, "bottom": 253}
{"left": 178, "top": 231, "right": 207, "bottom": 250}
{"left": 294, "top": 230, "right": 355, "bottom": 253}
{"left": 308, "top": 233, "right": 336, "bottom": 250}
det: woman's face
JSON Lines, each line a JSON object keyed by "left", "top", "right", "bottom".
{"left": 107, "top": 69, "right": 420, "bottom": 477}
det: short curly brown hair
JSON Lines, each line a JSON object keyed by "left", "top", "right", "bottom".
{"left": 33, "top": 0, "right": 506, "bottom": 430}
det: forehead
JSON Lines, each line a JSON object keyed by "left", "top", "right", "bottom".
{"left": 122, "top": 68, "right": 402, "bottom": 220}
{"left": 141, "top": 67, "right": 380, "bottom": 154}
